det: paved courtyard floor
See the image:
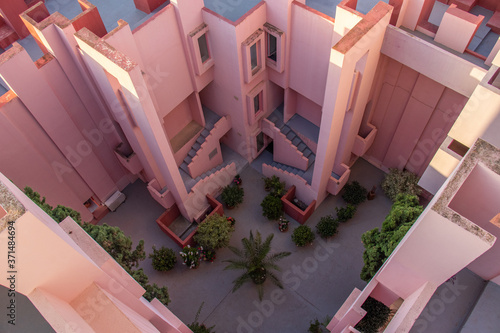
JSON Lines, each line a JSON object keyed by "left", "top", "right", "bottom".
{"left": 98, "top": 158, "right": 394, "bottom": 332}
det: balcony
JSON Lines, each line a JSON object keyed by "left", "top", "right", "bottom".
{"left": 114, "top": 143, "right": 143, "bottom": 175}
{"left": 327, "top": 163, "right": 351, "bottom": 195}
{"left": 352, "top": 123, "right": 377, "bottom": 157}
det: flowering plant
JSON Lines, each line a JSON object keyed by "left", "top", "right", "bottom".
{"left": 179, "top": 245, "right": 200, "bottom": 269}
{"left": 233, "top": 174, "right": 242, "bottom": 185}
{"left": 227, "top": 216, "right": 236, "bottom": 226}
{"left": 200, "top": 248, "right": 216, "bottom": 262}
{"left": 278, "top": 216, "right": 289, "bottom": 232}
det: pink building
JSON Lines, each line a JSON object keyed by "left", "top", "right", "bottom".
{"left": 1, "top": 0, "right": 500, "bottom": 331}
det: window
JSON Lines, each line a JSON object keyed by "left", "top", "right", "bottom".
{"left": 242, "top": 29, "right": 265, "bottom": 83}
{"left": 247, "top": 81, "right": 266, "bottom": 124}
{"left": 189, "top": 23, "right": 214, "bottom": 75}
{"left": 198, "top": 34, "right": 209, "bottom": 63}
{"left": 263, "top": 23, "right": 285, "bottom": 73}
{"left": 267, "top": 34, "right": 277, "bottom": 62}
{"left": 250, "top": 43, "right": 258, "bottom": 70}
{"left": 253, "top": 94, "right": 261, "bottom": 114}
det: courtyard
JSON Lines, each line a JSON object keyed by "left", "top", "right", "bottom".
{"left": 97, "top": 158, "right": 394, "bottom": 332}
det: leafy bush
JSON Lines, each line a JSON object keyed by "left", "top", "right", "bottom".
{"left": 149, "top": 246, "right": 177, "bottom": 271}
{"left": 308, "top": 317, "right": 330, "bottom": 333}
{"left": 194, "top": 214, "right": 235, "bottom": 250}
{"left": 382, "top": 168, "right": 422, "bottom": 202}
{"left": 221, "top": 185, "right": 244, "bottom": 208}
{"left": 143, "top": 283, "right": 170, "bottom": 305}
{"left": 180, "top": 245, "right": 201, "bottom": 269}
{"left": 24, "top": 187, "right": 81, "bottom": 223}
{"left": 261, "top": 194, "right": 283, "bottom": 220}
{"left": 342, "top": 181, "right": 368, "bottom": 205}
{"left": 291, "top": 225, "right": 315, "bottom": 247}
{"left": 263, "top": 175, "right": 286, "bottom": 197}
{"left": 81, "top": 223, "right": 145, "bottom": 271}
{"left": 335, "top": 204, "right": 357, "bottom": 222}
{"left": 316, "top": 215, "right": 339, "bottom": 239}
{"left": 360, "top": 194, "right": 423, "bottom": 281}
{"left": 354, "top": 297, "right": 391, "bottom": 333}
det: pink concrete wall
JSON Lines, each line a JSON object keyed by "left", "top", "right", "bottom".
{"left": 0, "top": 0, "right": 29, "bottom": 38}
{"left": 163, "top": 98, "right": 194, "bottom": 140}
{"left": 0, "top": 94, "right": 94, "bottom": 222}
{"left": 0, "top": 46, "right": 119, "bottom": 203}
{"left": 133, "top": 5, "right": 194, "bottom": 119}
{"left": 366, "top": 57, "right": 466, "bottom": 175}
{"left": 289, "top": 2, "right": 336, "bottom": 106}
{"left": 296, "top": 92, "right": 322, "bottom": 127}
{"left": 188, "top": 116, "right": 230, "bottom": 178}
{"left": 449, "top": 164, "right": 500, "bottom": 280}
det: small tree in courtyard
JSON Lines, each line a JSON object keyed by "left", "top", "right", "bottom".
{"left": 360, "top": 194, "right": 423, "bottom": 281}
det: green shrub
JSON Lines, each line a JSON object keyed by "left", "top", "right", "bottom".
{"left": 143, "top": 283, "right": 170, "bottom": 306}
{"left": 261, "top": 194, "right": 283, "bottom": 220}
{"left": 194, "top": 214, "right": 235, "bottom": 250}
{"left": 342, "top": 181, "right": 368, "bottom": 205}
{"left": 221, "top": 185, "right": 244, "bottom": 208}
{"left": 149, "top": 246, "right": 177, "bottom": 271}
{"left": 382, "top": 168, "right": 422, "bottom": 202}
{"left": 360, "top": 194, "right": 423, "bottom": 281}
{"left": 308, "top": 317, "right": 330, "bottom": 333}
{"left": 24, "top": 187, "right": 81, "bottom": 223}
{"left": 335, "top": 204, "right": 357, "bottom": 222}
{"left": 188, "top": 302, "right": 216, "bottom": 333}
{"left": 354, "top": 297, "right": 391, "bottom": 333}
{"left": 316, "top": 215, "right": 339, "bottom": 239}
{"left": 291, "top": 225, "right": 315, "bottom": 247}
{"left": 263, "top": 175, "right": 286, "bottom": 197}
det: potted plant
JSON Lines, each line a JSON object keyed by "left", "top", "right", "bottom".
{"left": 292, "top": 225, "right": 315, "bottom": 247}
{"left": 179, "top": 245, "right": 201, "bottom": 269}
{"left": 278, "top": 216, "right": 289, "bottom": 232}
{"left": 227, "top": 216, "right": 236, "bottom": 227}
{"left": 193, "top": 214, "right": 235, "bottom": 251}
{"left": 354, "top": 297, "right": 391, "bottom": 333}
{"left": 315, "top": 215, "right": 339, "bottom": 239}
{"left": 233, "top": 174, "right": 242, "bottom": 186}
{"left": 200, "top": 248, "right": 216, "bottom": 263}
{"left": 221, "top": 185, "right": 244, "bottom": 209}
{"left": 382, "top": 168, "right": 422, "bottom": 202}
{"left": 224, "top": 231, "right": 291, "bottom": 300}
{"left": 261, "top": 194, "right": 283, "bottom": 220}
{"left": 149, "top": 246, "right": 177, "bottom": 271}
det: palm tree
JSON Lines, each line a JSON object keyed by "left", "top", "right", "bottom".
{"left": 224, "top": 230, "right": 291, "bottom": 301}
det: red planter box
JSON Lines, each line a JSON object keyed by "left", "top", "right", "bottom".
{"left": 281, "top": 185, "right": 316, "bottom": 225}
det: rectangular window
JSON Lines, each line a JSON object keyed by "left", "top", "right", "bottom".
{"left": 198, "top": 34, "right": 209, "bottom": 63}
{"left": 253, "top": 94, "right": 260, "bottom": 114}
{"left": 267, "top": 34, "right": 277, "bottom": 62}
{"left": 250, "top": 43, "right": 258, "bottom": 70}
{"left": 209, "top": 148, "right": 218, "bottom": 160}
{"left": 256, "top": 132, "right": 265, "bottom": 152}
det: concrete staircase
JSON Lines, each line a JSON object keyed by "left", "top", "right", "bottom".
{"left": 268, "top": 161, "right": 314, "bottom": 184}
{"left": 268, "top": 110, "right": 315, "bottom": 168}
{"left": 182, "top": 162, "right": 229, "bottom": 193}
{"left": 179, "top": 111, "right": 221, "bottom": 175}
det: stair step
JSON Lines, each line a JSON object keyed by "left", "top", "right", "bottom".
{"left": 297, "top": 143, "right": 306, "bottom": 152}
{"left": 196, "top": 136, "right": 205, "bottom": 144}
{"left": 184, "top": 156, "right": 192, "bottom": 164}
{"left": 193, "top": 142, "right": 201, "bottom": 151}
{"left": 201, "top": 129, "right": 210, "bottom": 137}
{"left": 188, "top": 150, "right": 197, "bottom": 158}
{"left": 308, "top": 154, "right": 316, "bottom": 165}
{"left": 281, "top": 126, "right": 291, "bottom": 135}
{"left": 180, "top": 162, "right": 189, "bottom": 174}
{"left": 303, "top": 148, "right": 312, "bottom": 158}
{"left": 286, "top": 132, "right": 296, "bottom": 141}
{"left": 292, "top": 137, "right": 301, "bottom": 146}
